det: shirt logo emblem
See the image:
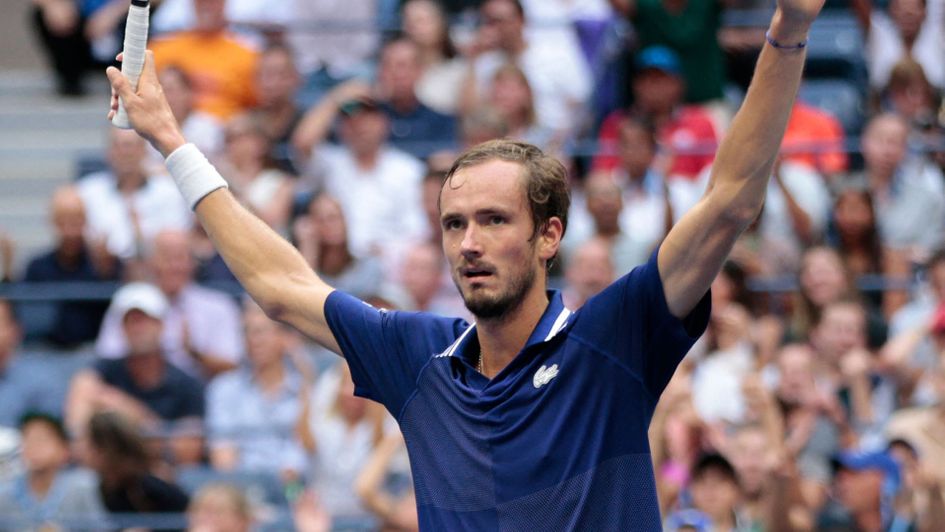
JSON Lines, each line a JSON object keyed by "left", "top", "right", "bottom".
{"left": 533, "top": 364, "right": 559, "bottom": 389}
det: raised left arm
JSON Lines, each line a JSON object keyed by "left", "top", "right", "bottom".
{"left": 658, "top": 2, "right": 823, "bottom": 318}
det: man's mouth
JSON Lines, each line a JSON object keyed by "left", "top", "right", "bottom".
{"left": 461, "top": 266, "right": 494, "bottom": 279}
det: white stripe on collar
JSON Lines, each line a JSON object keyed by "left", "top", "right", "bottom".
{"left": 434, "top": 324, "right": 476, "bottom": 358}
{"left": 543, "top": 308, "right": 572, "bottom": 342}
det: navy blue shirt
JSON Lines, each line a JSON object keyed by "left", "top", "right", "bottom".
{"left": 325, "top": 251, "right": 710, "bottom": 530}
{"left": 24, "top": 248, "right": 116, "bottom": 346}
{"left": 382, "top": 102, "right": 458, "bottom": 159}
{"left": 94, "top": 359, "right": 204, "bottom": 421}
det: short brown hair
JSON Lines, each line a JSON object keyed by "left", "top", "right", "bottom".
{"left": 443, "top": 139, "right": 570, "bottom": 240}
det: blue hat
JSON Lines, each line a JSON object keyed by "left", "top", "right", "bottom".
{"left": 831, "top": 450, "right": 901, "bottom": 496}
{"left": 635, "top": 46, "right": 683, "bottom": 77}
{"left": 664, "top": 508, "right": 712, "bottom": 531}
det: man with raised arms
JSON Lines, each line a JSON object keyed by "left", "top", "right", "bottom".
{"left": 106, "top": 0, "right": 824, "bottom": 526}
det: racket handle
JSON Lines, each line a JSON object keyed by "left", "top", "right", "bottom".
{"left": 112, "top": 0, "right": 150, "bottom": 129}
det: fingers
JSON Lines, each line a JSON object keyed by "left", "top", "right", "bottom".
{"left": 106, "top": 66, "right": 134, "bottom": 101}
{"left": 139, "top": 50, "right": 158, "bottom": 85}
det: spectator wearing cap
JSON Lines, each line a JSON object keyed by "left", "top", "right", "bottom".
{"left": 0, "top": 413, "right": 105, "bottom": 529}
{"left": 817, "top": 450, "right": 912, "bottom": 530}
{"left": 672, "top": 453, "right": 745, "bottom": 531}
{"left": 593, "top": 46, "right": 718, "bottom": 180}
{"left": 292, "top": 83, "right": 426, "bottom": 271}
{"left": 66, "top": 282, "right": 204, "bottom": 436}
{"left": 95, "top": 229, "right": 243, "bottom": 381}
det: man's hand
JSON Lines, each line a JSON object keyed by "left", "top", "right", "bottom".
{"left": 106, "top": 51, "right": 186, "bottom": 157}
{"left": 770, "top": 0, "right": 825, "bottom": 42}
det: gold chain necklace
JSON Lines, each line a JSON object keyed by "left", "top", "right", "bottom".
{"left": 477, "top": 350, "right": 483, "bottom": 374}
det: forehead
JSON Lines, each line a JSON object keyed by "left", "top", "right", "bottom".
{"left": 439, "top": 159, "right": 527, "bottom": 215}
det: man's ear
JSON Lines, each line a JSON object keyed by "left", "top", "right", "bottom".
{"left": 537, "top": 217, "right": 564, "bottom": 261}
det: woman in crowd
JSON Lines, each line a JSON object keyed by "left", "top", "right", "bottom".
{"left": 401, "top": 0, "right": 466, "bottom": 116}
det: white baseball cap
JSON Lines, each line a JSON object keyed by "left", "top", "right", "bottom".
{"left": 111, "top": 282, "right": 168, "bottom": 320}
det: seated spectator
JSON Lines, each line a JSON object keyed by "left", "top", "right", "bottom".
{"left": 298, "top": 361, "right": 386, "bottom": 522}
{"left": 672, "top": 453, "right": 743, "bottom": 531}
{"left": 148, "top": 66, "right": 225, "bottom": 172}
{"left": 461, "top": 0, "right": 592, "bottom": 137}
{"left": 0, "top": 300, "right": 60, "bottom": 427}
{"left": 781, "top": 101, "right": 849, "bottom": 178}
{"left": 293, "top": 92, "right": 426, "bottom": 268}
{"left": 67, "top": 282, "right": 204, "bottom": 435}
{"left": 816, "top": 450, "right": 911, "bottom": 530}
{"left": 214, "top": 114, "right": 295, "bottom": 235}
{"left": 151, "top": 0, "right": 259, "bottom": 121}
{"left": 886, "top": 353, "right": 945, "bottom": 484}
{"left": 251, "top": 42, "right": 304, "bottom": 174}
{"left": 76, "top": 128, "right": 191, "bottom": 262}
{"left": 187, "top": 483, "right": 253, "bottom": 532}
{"left": 882, "top": 58, "right": 945, "bottom": 158}
{"left": 79, "top": 411, "right": 190, "bottom": 517}
{"left": 853, "top": 0, "right": 944, "bottom": 92}
{"left": 593, "top": 46, "right": 718, "bottom": 180}
{"left": 402, "top": 0, "right": 467, "bottom": 116}
{"left": 375, "top": 38, "right": 459, "bottom": 159}
{"left": 96, "top": 229, "right": 243, "bottom": 380}
{"left": 24, "top": 186, "right": 119, "bottom": 347}
{"left": 0, "top": 413, "right": 104, "bottom": 529}
{"left": 561, "top": 238, "right": 615, "bottom": 310}
{"left": 206, "top": 301, "right": 306, "bottom": 481}
{"left": 293, "top": 193, "right": 384, "bottom": 299}
{"left": 856, "top": 113, "right": 945, "bottom": 264}
{"left": 29, "top": 0, "right": 124, "bottom": 96}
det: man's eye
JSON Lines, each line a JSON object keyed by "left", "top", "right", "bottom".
{"left": 444, "top": 219, "right": 462, "bottom": 230}
{"left": 489, "top": 216, "right": 505, "bottom": 225}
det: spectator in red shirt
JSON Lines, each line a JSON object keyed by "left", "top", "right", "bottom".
{"left": 782, "top": 101, "right": 849, "bottom": 179}
{"left": 594, "top": 46, "right": 718, "bottom": 180}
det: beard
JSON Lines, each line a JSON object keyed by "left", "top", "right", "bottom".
{"left": 456, "top": 262, "right": 536, "bottom": 321}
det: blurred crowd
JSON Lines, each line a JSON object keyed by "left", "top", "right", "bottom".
{"left": 2, "top": 0, "right": 944, "bottom": 529}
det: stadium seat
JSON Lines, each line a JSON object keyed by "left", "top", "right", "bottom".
{"left": 798, "top": 78, "right": 867, "bottom": 135}
{"left": 803, "top": 12, "right": 868, "bottom": 86}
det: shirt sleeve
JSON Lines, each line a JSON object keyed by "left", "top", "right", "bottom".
{"left": 576, "top": 248, "right": 710, "bottom": 400}
{"left": 323, "top": 290, "right": 464, "bottom": 416}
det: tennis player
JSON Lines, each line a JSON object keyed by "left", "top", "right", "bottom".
{"left": 107, "top": 0, "right": 823, "bottom": 527}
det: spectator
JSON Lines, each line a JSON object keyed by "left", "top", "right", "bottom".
{"left": 616, "top": 0, "right": 728, "bottom": 105}
{"left": 293, "top": 91, "right": 426, "bottom": 268}
{"left": 561, "top": 237, "right": 615, "bottom": 310}
{"left": 186, "top": 483, "right": 253, "bottom": 532}
{"left": 886, "top": 354, "right": 945, "bottom": 484}
{"left": 293, "top": 193, "right": 384, "bottom": 299}
{"left": 376, "top": 38, "right": 459, "bottom": 159}
{"left": 79, "top": 411, "right": 190, "bottom": 517}
{"left": 677, "top": 453, "right": 743, "bottom": 531}
{"left": 298, "top": 361, "right": 386, "bottom": 522}
{"left": 461, "top": 0, "right": 592, "bottom": 136}
{"left": 24, "top": 186, "right": 119, "bottom": 347}
{"left": 782, "top": 101, "right": 850, "bottom": 178}
{"left": 354, "top": 432, "right": 418, "bottom": 532}
{"left": 398, "top": 242, "right": 467, "bottom": 316}
{"left": 882, "top": 58, "right": 945, "bottom": 160}
{"left": 251, "top": 42, "right": 304, "bottom": 174}
{"left": 214, "top": 114, "right": 295, "bottom": 235}
{"left": 96, "top": 229, "right": 243, "bottom": 380}
{"left": 0, "top": 300, "right": 60, "bottom": 428}
{"left": 66, "top": 282, "right": 205, "bottom": 435}
{"left": 76, "top": 128, "right": 191, "bottom": 263}
{"left": 789, "top": 246, "right": 862, "bottom": 343}
{"left": 29, "top": 0, "right": 124, "bottom": 96}
{"left": 487, "top": 63, "right": 559, "bottom": 152}
{"left": 205, "top": 301, "right": 307, "bottom": 481}
{"left": 148, "top": 67, "right": 225, "bottom": 171}
{"left": 857, "top": 113, "right": 945, "bottom": 264}
{"left": 853, "top": 0, "right": 945, "bottom": 92}
{"left": 594, "top": 46, "right": 719, "bottom": 180}
{"left": 151, "top": 0, "right": 260, "bottom": 120}
{"left": 0, "top": 413, "right": 105, "bottom": 529}
{"left": 402, "top": 0, "right": 467, "bottom": 116}
{"left": 817, "top": 450, "right": 911, "bottom": 530}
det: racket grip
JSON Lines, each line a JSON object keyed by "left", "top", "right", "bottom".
{"left": 112, "top": 0, "right": 150, "bottom": 129}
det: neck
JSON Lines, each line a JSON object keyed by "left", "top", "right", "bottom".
{"left": 117, "top": 172, "right": 146, "bottom": 193}
{"left": 254, "top": 359, "right": 285, "bottom": 393}
{"left": 28, "top": 467, "right": 58, "bottom": 498}
{"left": 853, "top": 507, "right": 884, "bottom": 532}
{"left": 594, "top": 224, "right": 620, "bottom": 238}
{"left": 710, "top": 509, "right": 736, "bottom": 530}
{"left": 55, "top": 243, "right": 84, "bottom": 267}
{"left": 476, "top": 284, "right": 549, "bottom": 377}
{"left": 390, "top": 93, "right": 419, "bottom": 114}
{"left": 419, "top": 47, "right": 442, "bottom": 67}
{"left": 354, "top": 149, "right": 379, "bottom": 170}
{"left": 318, "top": 245, "right": 352, "bottom": 276}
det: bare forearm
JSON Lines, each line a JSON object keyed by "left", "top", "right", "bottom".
{"left": 709, "top": 11, "right": 810, "bottom": 214}
{"left": 291, "top": 99, "right": 340, "bottom": 159}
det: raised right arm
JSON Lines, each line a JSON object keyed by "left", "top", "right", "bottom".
{"left": 106, "top": 52, "right": 341, "bottom": 353}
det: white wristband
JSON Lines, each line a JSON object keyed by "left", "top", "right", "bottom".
{"left": 165, "top": 143, "right": 228, "bottom": 210}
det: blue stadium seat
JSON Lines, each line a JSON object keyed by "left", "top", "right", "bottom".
{"left": 804, "top": 12, "right": 868, "bottom": 86}
{"left": 798, "top": 78, "right": 867, "bottom": 135}
{"left": 176, "top": 466, "right": 291, "bottom": 509}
